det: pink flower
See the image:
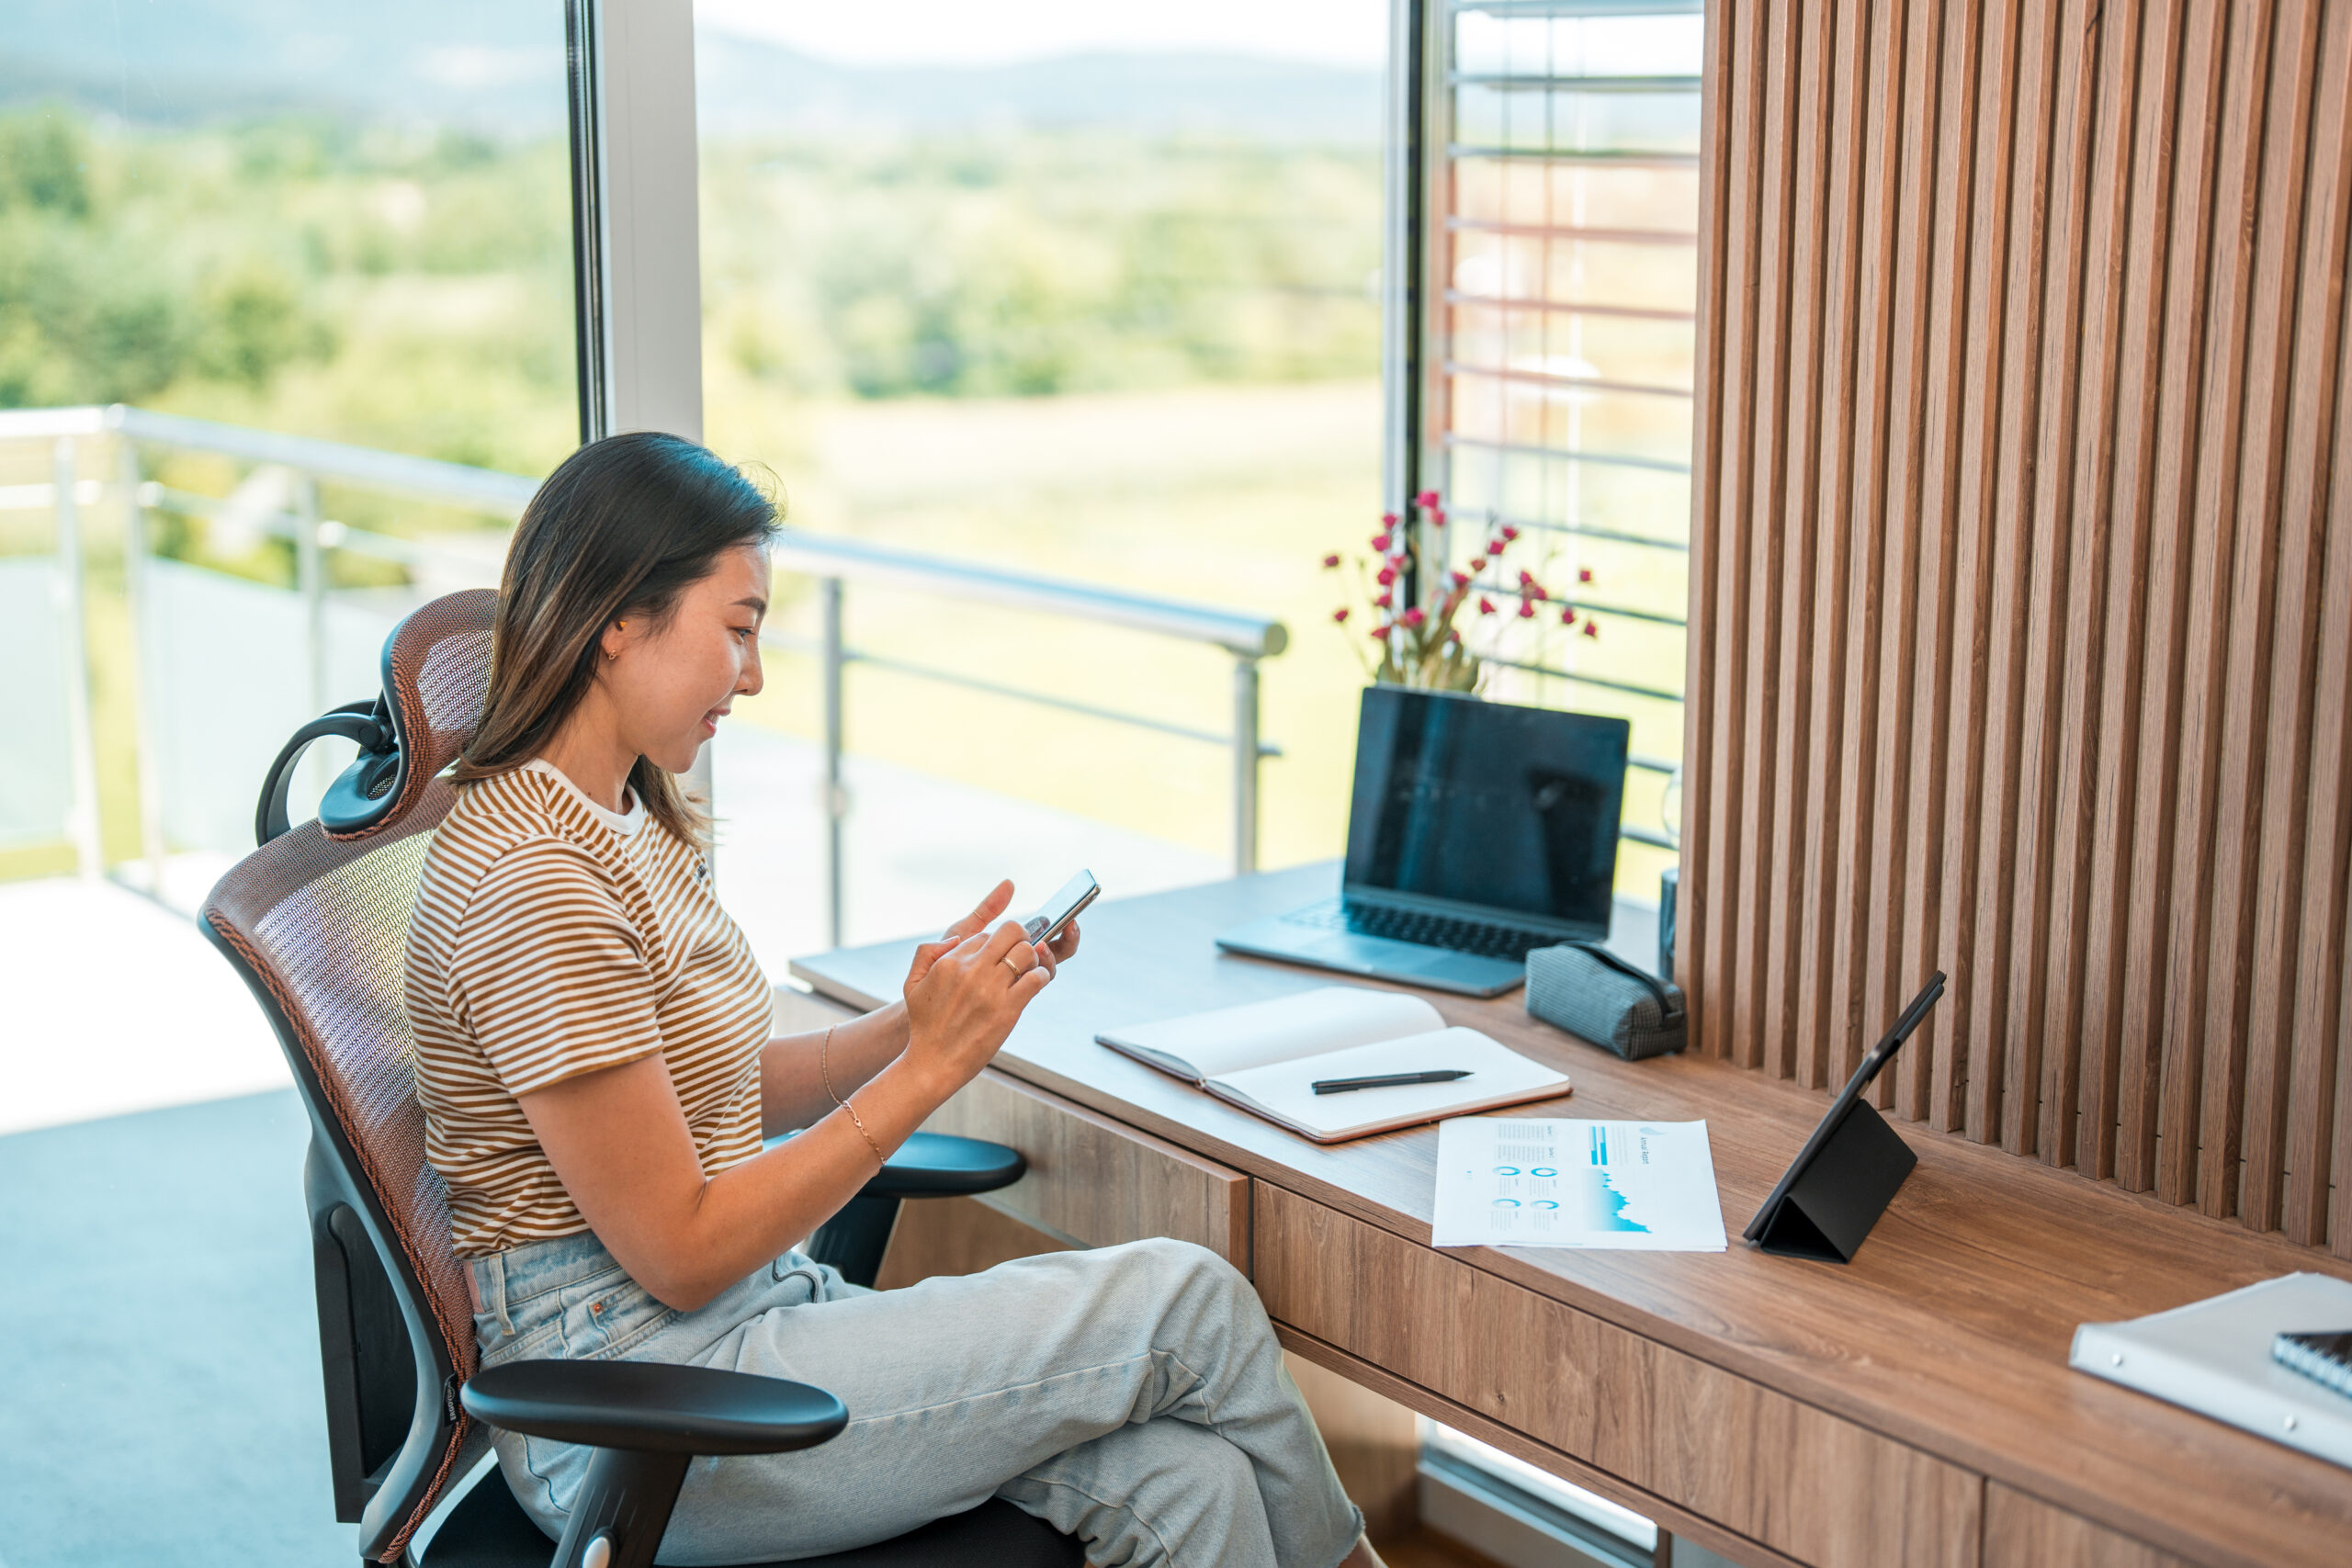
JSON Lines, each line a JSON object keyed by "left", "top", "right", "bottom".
{"left": 1321, "top": 552, "right": 1341, "bottom": 570}
{"left": 1382, "top": 512, "right": 1399, "bottom": 527}
{"left": 1561, "top": 607, "right": 1577, "bottom": 626}
{"left": 1528, "top": 583, "right": 1548, "bottom": 603}
{"left": 1516, "top": 568, "right": 1533, "bottom": 585}
{"left": 1448, "top": 629, "right": 1464, "bottom": 644}
{"left": 1371, "top": 532, "right": 1393, "bottom": 553}
{"left": 1401, "top": 606, "right": 1428, "bottom": 628}
{"left": 1376, "top": 565, "right": 1397, "bottom": 587}
{"left": 1370, "top": 625, "right": 1392, "bottom": 641}
{"left": 1500, "top": 525, "right": 1520, "bottom": 542}
{"left": 1487, "top": 538, "right": 1507, "bottom": 557}
{"left": 1478, "top": 597, "right": 1498, "bottom": 615}
{"left": 1582, "top": 619, "right": 1600, "bottom": 639}
{"left": 1450, "top": 570, "right": 1471, "bottom": 588}
{"left": 1414, "top": 489, "right": 1441, "bottom": 508}
{"left": 1577, "top": 566, "right": 1594, "bottom": 585}
{"left": 1332, "top": 607, "right": 1350, "bottom": 624}
{"left": 1374, "top": 592, "right": 1393, "bottom": 609}
{"left": 1428, "top": 509, "right": 1447, "bottom": 527}
{"left": 1517, "top": 601, "right": 1537, "bottom": 619}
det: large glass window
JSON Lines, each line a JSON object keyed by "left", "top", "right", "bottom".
{"left": 1430, "top": 0, "right": 1702, "bottom": 899}
{"left": 693, "top": 1, "right": 1391, "bottom": 952}
{"left": 0, "top": 4, "right": 577, "bottom": 903}
{"left": 0, "top": 5, "right": 582, "bottom": 1553}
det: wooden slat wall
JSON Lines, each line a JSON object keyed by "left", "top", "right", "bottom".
{"left": 1683, "top": 0, "right": 2352, "bottom": 1252}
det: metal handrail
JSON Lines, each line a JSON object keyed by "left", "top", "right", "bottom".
{"left": 762, "top": 529, "right": 1289, "bottom": 943}
{"left": 4, "top": 406, "right": 1287, "bottom": 936}
{"left": 0, "top": 405, "right": 540, "bottom": 514}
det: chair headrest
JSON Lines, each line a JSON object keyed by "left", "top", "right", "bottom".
{"left": 346, "top": 587, "right": 497, "bottom": 837}
{"left": 315, "top": 589, "right": 497, "bottom": 842}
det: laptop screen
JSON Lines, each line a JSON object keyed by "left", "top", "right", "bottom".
{"left": 1343, "top": 687, "right": 1629, "bottom": 934}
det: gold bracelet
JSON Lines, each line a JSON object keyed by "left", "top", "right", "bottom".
{"left": 838, "top": 1094, "right": 886, "bottom": 1167}
{"left": 820, "top": 1022, "right": 885, "bottom": 1166}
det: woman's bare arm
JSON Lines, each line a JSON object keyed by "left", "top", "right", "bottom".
{"left": 517, "top": 916, "right": 1051, "bottom": 1311}
{"left": 759, "top": 1003, "right": 913, "bottom": 1138}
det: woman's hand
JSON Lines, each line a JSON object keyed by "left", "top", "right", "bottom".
{"left": 1036, "top": 917, "right": 1080, "bottom": 975}
{"left": 934, "top": 879, "right": 1083, "bottom": 978}
{"left": 901, "top": 917, "right": 1053, "bottom": 1092}
{"left": 940, "top": 879, "right": 1017, "bottom": 944}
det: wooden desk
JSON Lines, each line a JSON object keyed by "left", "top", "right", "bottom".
{"left": 789, "top": 865, "right": 2352, "bottom": 1568}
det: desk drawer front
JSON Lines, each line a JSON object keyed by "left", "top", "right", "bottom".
{"left": 922, "top": 1069, "right": 1250, "bottom": 1269}
{"left": 1254, "top": 1185, "right": 1978, "bottom": 1568}
{"left": 1983, "top": 1486, "right": 2193, "bottom": 1568}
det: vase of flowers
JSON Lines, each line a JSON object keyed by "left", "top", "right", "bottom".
{"left": 1323, "top": 491, "right": 1596, "bottom": 693}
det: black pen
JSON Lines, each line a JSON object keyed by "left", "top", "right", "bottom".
{"left": 1310, "top": 1070, "right": 1475, "bottom": 1096}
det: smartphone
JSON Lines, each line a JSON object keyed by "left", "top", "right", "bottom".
{"left": 1023, "top": 871, "right": 1100, "bottom": 946}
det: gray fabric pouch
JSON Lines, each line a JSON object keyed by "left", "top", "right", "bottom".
{"left": 1525, "top": 942, "right": 1687, "bottom": 1060}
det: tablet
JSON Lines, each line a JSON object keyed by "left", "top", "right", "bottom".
{"left": 1741, "top": 972, "right": 1947, "bottom": 1244}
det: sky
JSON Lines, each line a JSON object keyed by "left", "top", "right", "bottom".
{"left": 692, "top": 0, "right": 1391, "bottom": 69}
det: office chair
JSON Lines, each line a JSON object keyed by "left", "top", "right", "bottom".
{"left": 202, "top": 589, "right": 1083, "bottom": 1568}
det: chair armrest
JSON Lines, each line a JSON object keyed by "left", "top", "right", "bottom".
{"left": 461, "top": 1359, "right": 846, "bottom": 1456}
{"left": 769, "top": 1128, "right": 1027, "bottom": 1199}
{"left": 861, "top": 1131, "right": 1025, "bottom": 1199}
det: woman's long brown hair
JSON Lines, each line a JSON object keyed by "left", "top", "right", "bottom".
{"left": 453, "top": 432, "right": 780, "bottom": 844}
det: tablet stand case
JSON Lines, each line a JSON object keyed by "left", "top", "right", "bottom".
{"left": 1748, "top": 1098, "right": 1917, "bottom": 1262}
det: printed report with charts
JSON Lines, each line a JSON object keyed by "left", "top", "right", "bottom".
{"left": 1095, "top": 985, "right": 1571, "bottom": 1143}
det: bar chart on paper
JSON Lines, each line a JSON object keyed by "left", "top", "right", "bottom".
{"left": 1431, "top": 1118, "right": 1728, "bottom": 1251}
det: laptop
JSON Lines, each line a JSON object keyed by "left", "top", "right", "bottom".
{"left": 1217, "top": 686, "right": 1630, "bottom": 997}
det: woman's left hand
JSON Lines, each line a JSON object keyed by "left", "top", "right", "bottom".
{"left": 1035, "top": 915, "right": 1080, "bottom": 978}
{"left": 941, "top": 879, "right": 1081, "bottom": 978}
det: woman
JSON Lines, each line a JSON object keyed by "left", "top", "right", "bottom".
{"left": 403, "top": 432, "right": 1383, "bottom": 1567}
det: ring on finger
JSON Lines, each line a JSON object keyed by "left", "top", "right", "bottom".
{"left": 1001, "top": 952, "right": 1026, "bottom": 975}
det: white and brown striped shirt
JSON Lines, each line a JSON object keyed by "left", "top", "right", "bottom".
{"left": 403, "top": 761, "right": 770, "bottom": 1258}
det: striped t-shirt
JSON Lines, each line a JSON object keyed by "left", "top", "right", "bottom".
{"left": 403, "top": 761, "right": 771, "bottom": 1258}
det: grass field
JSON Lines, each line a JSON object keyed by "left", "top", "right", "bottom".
{"left": 705, "top": 373, "right": 1681, "bottom": 894}
{"left": 712, "top": 376, "right": 1387, "bottom": 874}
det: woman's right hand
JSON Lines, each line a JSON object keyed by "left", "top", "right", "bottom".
{"left": 899, "top": 917, "right": 1053, "bottom": 1092}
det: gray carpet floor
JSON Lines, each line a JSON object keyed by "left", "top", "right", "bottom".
{"left": 0, "top": 1090, "right": 356, "bottom": 1566}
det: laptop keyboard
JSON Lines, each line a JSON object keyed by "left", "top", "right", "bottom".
{"left": 1282, "top": 898, "right": 1553, "bottom": 962}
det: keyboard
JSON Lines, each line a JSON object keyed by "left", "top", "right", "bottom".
{"left": 1280, "top": 897, "right": 1555, "bottom": 962}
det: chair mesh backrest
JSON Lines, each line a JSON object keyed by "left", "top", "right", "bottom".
{"left": 203, "top": 589, "right": 496, "bottom": 1560}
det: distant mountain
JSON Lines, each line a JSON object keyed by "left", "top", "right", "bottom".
{"left": 696, "top": 37, "right": 1382, "bottom": 145}
{"left": 0, "top": 0, "right": 1381, "bottom": 145}
{"left": 0, "top": 0, "right": 566, "bottom": 134}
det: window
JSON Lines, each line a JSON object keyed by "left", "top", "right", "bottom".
{"left": 0, "top": 5, "right": 576, "bottom": 900}
{"left": 692, "top": 2, "right": 1392, "bottom": 953}
{"left": 1419, "top": 0, "right": 1702, "bottom": 896}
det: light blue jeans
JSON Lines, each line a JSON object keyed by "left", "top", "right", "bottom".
{"left": 470, "top": 1231, "right": 1365, "bottom": 1566}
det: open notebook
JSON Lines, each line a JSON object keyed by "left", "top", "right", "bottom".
{"left": 1095, "top": 986, "right": 1572, "bottom": 1143}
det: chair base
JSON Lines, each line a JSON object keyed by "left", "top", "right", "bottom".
{"left": 421, "top": 1467, "right": 1082, "bottom": 1568}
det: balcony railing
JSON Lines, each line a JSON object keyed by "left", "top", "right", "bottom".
{"left": 0, "top": 406, "right": 1287, "bottom": 942}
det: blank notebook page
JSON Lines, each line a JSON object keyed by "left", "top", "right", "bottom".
{"left": 1111, "top": 987, "right": 1443, "bottom": 1079}
{"left": 1211, "top": 1028, "right": 1570, "bottom": 1139}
